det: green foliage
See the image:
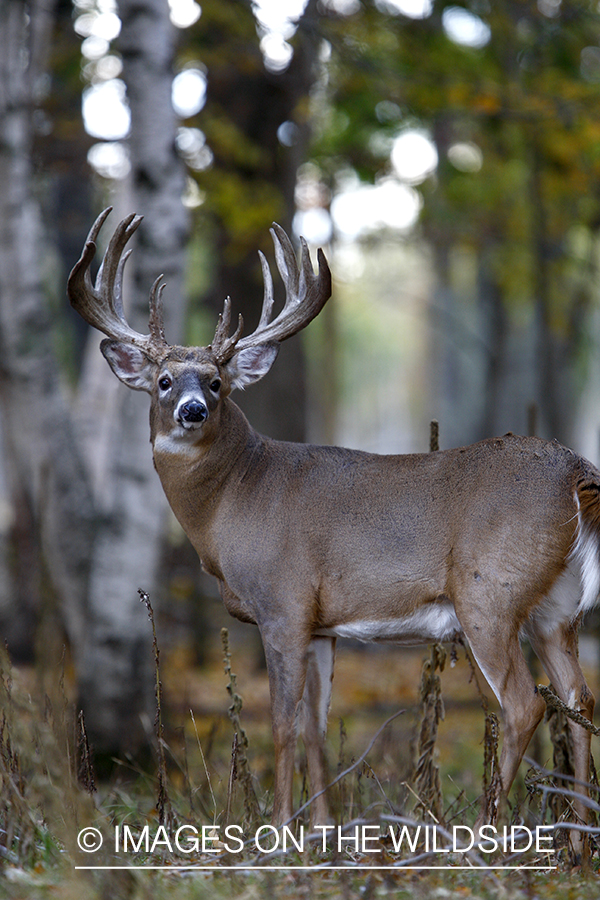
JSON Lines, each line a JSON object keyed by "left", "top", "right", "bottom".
{"left": 304, "top": 0, "right": 600, "bottom": 438}
{"left": 317, "top": 0, "right": 600, "bottom": 244}
{"left": 206, "top": 167, "right": 284, "bottom": 264}
{"left": 178, "top": 0, "right": 296, "bottom": 263}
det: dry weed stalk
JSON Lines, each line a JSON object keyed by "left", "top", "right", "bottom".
{"left": 337, "top": 719, "right": 349, "bottom": 822}
{"left": 190, "top": 708, "right": 217, "bottom": 821}
{"left": 538, "top": 681, "right": 594, "bottom": 848}
{"left": 482, "top": 711, "right": 502, "bottom": 825}
{"left": 139, "top": 589, "right": 173, "bottom": 830}
{"left": 539, "top": 683, "right": 600, "bottom": 736}
{"left": 76, "top": 709, "right": 96, "bottom": 794}
{"left": 429, "top": 419, "right": 439, "bottom": 453}
{"left": 225, "top": 731, "right": 238, "bottom": 827}
{"left": 220, "top": 627, "right": 260, "bottom": 823}
{"left": 541, "top": 684, "right": 575, "bottom": 834}
{"left": 547, "top": 701, "right": 573, "bottom": 777}
{"left": 409, "top": 424, "right": 445, "bottom": 822}
{"left": 414, "top": 642, "right": 446, "bottom": 823}
{"left": 411, "top": 423, "right": 445, "bottom": 822}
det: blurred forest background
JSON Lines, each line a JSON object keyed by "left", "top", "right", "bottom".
{"left": 1, "top": 0, "right": 600, "bottom": 761}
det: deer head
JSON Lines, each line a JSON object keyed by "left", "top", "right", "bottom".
{"left": 68, "top": 208, "right": 331, "bottom": 443}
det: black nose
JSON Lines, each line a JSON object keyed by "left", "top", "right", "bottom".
{"left": 179, "top": 400, "right": 208, "bottom": 424}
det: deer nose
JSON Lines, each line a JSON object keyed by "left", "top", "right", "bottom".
{"left": 178, "top": 400, "right": 208, "bottom": 425}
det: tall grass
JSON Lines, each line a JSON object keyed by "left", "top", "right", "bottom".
{"left": 0, "top": 610, "right": 597, "bottom": 899}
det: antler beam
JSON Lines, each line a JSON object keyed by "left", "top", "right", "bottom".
{"left": 211, "top": 223, "right": 331, "bottom": 364}
{"left": 67, "top": 207, "right": 169, "bottom": 358}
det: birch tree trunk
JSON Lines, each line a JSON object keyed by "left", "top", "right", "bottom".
{"left": 0, "top": 0, "right": 96, "bottom": 662}
{"left": 74, "top": 0, "right": 188, "bottom": 754}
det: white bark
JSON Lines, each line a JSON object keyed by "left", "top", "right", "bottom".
{"left": 0, "top": 0, "right": 95, "bottom": 657}
{"left": 0, "top": 0, "right": 187, "bottom": 756}
{"left": 74, "top": 0, "right": 189, "bottom": 751}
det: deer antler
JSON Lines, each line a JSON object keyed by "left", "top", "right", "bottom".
{"left": 67, "top": 207, "right": 169, "bottom": 358}
{"left": 211, "top": 223, "right": 331, "bottom": 364}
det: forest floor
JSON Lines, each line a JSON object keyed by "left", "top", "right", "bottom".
{"left": 1, "top": 613, "right": 600, "bottom": 900}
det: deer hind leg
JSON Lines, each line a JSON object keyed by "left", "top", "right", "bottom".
{"left": 458, "top": 608, "right": 546, "bottom": 822}
{"left": 297, "top": 636, "right": 336, "bottom": 826}
{"left": 527, "top": 618, "right": 595, "bottom": 856}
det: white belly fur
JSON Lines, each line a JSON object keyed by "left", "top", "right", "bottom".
{"left": 315, "top": 602, "right": 462, "bottom": 645}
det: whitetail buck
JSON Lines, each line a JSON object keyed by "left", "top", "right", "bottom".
{"left": 69, "top": 208, "right": 600, "bottom": 845}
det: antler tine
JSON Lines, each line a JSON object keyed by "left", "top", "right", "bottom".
{"left": 113, "top": 248, "right": 133, "bottom": 321}
{"left": 298, "top": 235, "right": 315, "bottom": 304}
{"left": 149, "top": 276, "right": 167, "bottom": 346}
{"left": 69, "top": 206, "right": 113, "bottom": 308}
{"left": 257, "top": 249, "right": 275, "bottom": 329}
{"left": 271, "top": 222, "right": 300, "bottom": 301}
{"left": 210, "top": 296, "right": 244, "bottom": 363}
{"left": 209, "top": 223, "right": 330, "bottom": 364}
{"left": 94, "top": 211, "right": 141, "bottom": 306}
{"left": 213, "top": 295, "right": 232, "bottom": 346}
{"left": 233, "top": 223, "right": 331, "bottom": 353}
{"left": 68, "top": 207, "right": 169, "bottom": 357}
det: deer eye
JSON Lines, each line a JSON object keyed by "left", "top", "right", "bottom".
{"left": 209, "top": 379, "right": 221, "bottom": 393}
{"left": 158, "top": 375, "right": 172, "bottom": 391}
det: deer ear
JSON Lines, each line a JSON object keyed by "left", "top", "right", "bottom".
{"left": 101, "top": 339, "right": 155, "bottom": 393}
{"left": 226, "top": 343, "right": 279, "bottom": 391}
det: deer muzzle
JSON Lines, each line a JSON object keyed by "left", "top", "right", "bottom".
{"left": 177, "top": 399, "right": 208, "bottom": 428}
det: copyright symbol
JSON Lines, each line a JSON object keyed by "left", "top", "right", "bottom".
{"left": 77, "top": 827, "right": 103, "bottom": 852}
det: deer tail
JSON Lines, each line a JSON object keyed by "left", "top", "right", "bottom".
{"left": 572, "top": 478, "right": 600, "bottom": 617}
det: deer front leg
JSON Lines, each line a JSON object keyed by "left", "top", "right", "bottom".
{"left": 298, "top": 636, "right": 336, "bottom": 826}
{"left": 260, "top": 627, "right": 311, "bottom": 826}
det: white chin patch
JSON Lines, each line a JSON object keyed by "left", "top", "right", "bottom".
{"left": 154, "top": 430, "right": 200, "bottom": 456}
{"left": 179, "top": 419, "right": 203, "bottom": 432}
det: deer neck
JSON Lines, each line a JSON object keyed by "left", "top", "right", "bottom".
{"left": 151, "top": 398, "right": 262, "bottom": 557}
